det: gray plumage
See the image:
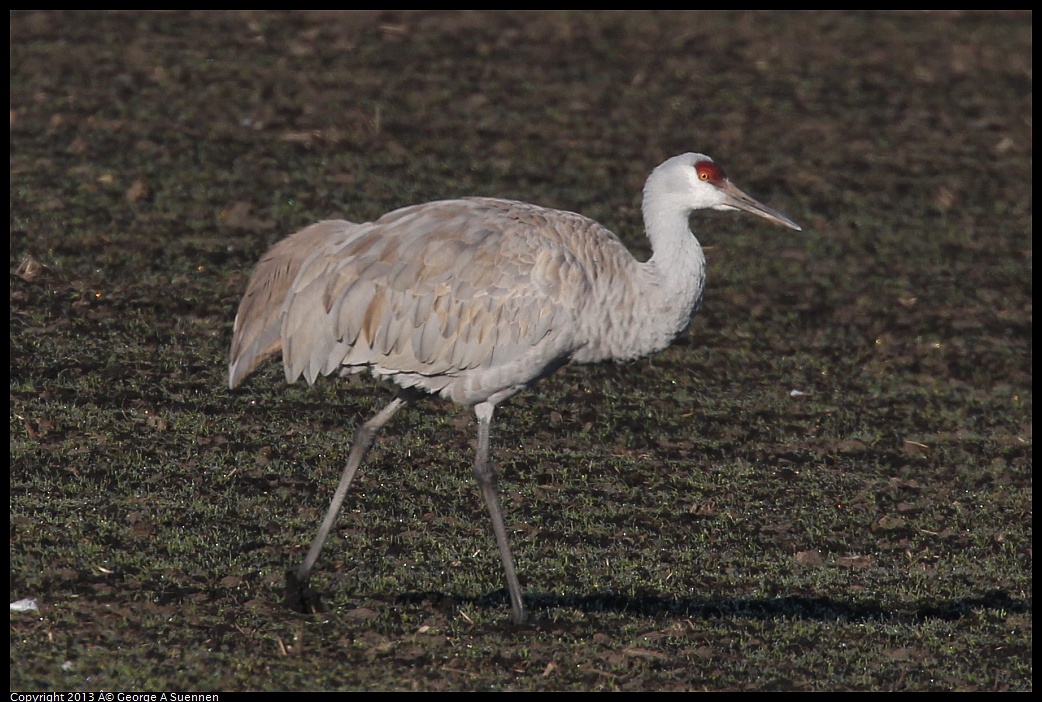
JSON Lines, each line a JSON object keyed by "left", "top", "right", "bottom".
{"left": 228, "top": 153, "right": 801, "bottom": 624}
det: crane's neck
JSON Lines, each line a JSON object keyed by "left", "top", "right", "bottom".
{"left": 643, "top": 202, "right": 706, "bottom": 278}
{"left": 571, "top": 200, "right": 706, "bottom": 366}
{"left": 638, "top": 202, "right": 707, "bottom": 351}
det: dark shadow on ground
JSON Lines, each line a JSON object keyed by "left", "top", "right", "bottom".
{"left": 389, "top": 587, "right": 1029, "bottom": 624}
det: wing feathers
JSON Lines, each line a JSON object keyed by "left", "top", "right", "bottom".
{"left": 230, "top": 199, "right": 606, "bottom": 398}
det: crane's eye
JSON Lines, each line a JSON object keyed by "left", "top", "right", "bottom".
{"left": 695, "top": 161, "right": 724, "bottom": 184}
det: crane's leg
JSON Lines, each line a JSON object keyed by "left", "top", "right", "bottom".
{"left": 473, "top": 401, "right": 528, "bottom": 625}
{"left": 287, "top": 394, "right": 409, "bottom": 612}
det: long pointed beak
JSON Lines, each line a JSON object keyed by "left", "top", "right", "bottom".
{"left": 719, "top": 179, "right": 802, "bottom": 231}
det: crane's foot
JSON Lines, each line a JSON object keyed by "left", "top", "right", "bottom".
{"left": 285, "top": 569, "right": 323, "bottom": 614}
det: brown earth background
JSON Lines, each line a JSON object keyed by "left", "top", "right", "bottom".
{"left": 10, "top": 10, "right": 1032, "bottom": 691}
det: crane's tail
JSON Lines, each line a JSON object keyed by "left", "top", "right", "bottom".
{"left": 228, "top": 220, "right": 357, "bottom": 389}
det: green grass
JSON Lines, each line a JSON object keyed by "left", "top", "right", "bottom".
{"left": 10, "top": 10, "right": 1031, "bottom": 691}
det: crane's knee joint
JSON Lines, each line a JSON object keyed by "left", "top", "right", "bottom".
{"left": 353, "top": 423, "right": 376, "bottom": 446}
{"left": 473, "top": 461, "right": 499, "bottom": 488}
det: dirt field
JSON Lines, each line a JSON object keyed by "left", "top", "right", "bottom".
{"left": 10, "top": 11, "right": 1031, "bottom": 691}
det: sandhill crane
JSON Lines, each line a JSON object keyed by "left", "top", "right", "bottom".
{"left": 228, "top": 153, "right": 801, "bottom": 624}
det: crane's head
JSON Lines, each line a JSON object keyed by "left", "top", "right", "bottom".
{"left": 647, "top": 153, "right": 802, "bottom": 231}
